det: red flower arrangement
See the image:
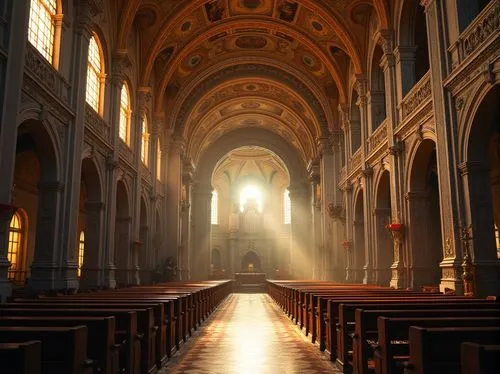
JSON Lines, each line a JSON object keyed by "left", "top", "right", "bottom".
{"left": 340, "top": 240, "right": 351, "bottom": 249}
{"left": 386, "top": 223, "right": 404, "bottom": 231}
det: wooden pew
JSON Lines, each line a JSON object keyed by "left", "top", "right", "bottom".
{"left": 0, "top": 340, "right": 41, "bottom": 374}
{"left": 0, "top": 316, "right": 117, "bottom": 374}
{"left": 0, "top": 326, "right": 91, "bottom": 374}
{"left": 406, "top": 327, "right": 500, "bottom": 374}
{"left": 369, "top": 314, "right": 500, "bottom": 374}
{"left": 461, "top": 343, "right": 500, "bottom": 374}
{"left": 15, "top": 298, "right": 167, "bottom": 369}
{"left": 335, "top": 300, "right": 500, "bottom": 369}
{"left": 0, "top": 308, "right": 138, "bottom": 374}
{"left": 1, "top": 302, "right": 155, "bottom": 374}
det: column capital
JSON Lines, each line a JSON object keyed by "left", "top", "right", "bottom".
{"left": 307, "top": 157, "right": 320, "bottom": 184}
{"left": 355, "top": 74, "right": 368, "bottom": 104}
{"left": 375, "top": 29, "right": 394, "bottom": 54}
{"left": 137, "top": 86, "right": 152, "bottom": 112}
{"left": 419, "top": 0, "right": 434, "bottom": 9}
{"left": 110, "top": 51, "right": 131, "bottom": 85}
{"left": 317, "top": 136, "right": 333, "bottom": 155}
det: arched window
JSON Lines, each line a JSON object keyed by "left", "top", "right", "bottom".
{"left": 7, "top": 212, "right": 26, "bottom": 280}
{"left": 86, "top": 34, "right": 104, "bottom": 113}
{"left": 211, "top": 190, "right": 218, "bottom": 225}
{"left": 283, "top": 189, "right": 291, "bottom": 224}
{"left": 28, "top": 0, "right": 58, "bottom": 63}
{"left": 156, "top": 139, "right": 162, "bottom": 180}
{"left": 78, "top": 231, "right": 85, "bottom": 277}
{"left": 141, "top": 116, "right": 149, "bottom": 166}
{"left": 119, "top": 83, "right": 131, "bottom": 145}
{"left": 495, "top": 225, "right": 500, "bottom": 259}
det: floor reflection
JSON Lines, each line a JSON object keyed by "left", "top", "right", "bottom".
{"left": 163, "top": 293, "right": 338, "bottom": 374}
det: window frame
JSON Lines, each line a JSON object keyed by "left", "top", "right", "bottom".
{"left": 283, "top": 188, "right": 291, "bottom": 225}
{"left": 7, "top": 211, "right": 27, "bottom": 281}
{"left": 119, "top": 82, "right": 132, "bottom": 145}
{"left": 141, "top": 116, "right": 150, "bottom": 166}
{"left": 86, "top": 33, "right": 105, "bottom": 115}
{"left": 28, "top": 0, "right": 62, "bottom": 68}
{"left": 211, "top": 190, "right": 218, "bottom": 225}
{"left": 78, "top": 230, "right": 85, "bottom": 277}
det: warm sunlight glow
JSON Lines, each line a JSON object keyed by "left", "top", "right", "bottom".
{"left": 283, "top": 189, "right": 291, "bottom": 224}
{"left": 28, "top": 0, "right": 57, "bottom": 63}
{"left": 78, "top": 231, "right": 85, "bottom": 277}
{"left": 86, "top": 35, "right": 103, "bottom": 112}
{"left": 211, "top": 190, "right": 218, "bottom": 224}
{"left": 240, "top": 185, "right": 263, "bottom": 212}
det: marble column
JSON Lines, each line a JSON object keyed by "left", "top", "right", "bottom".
{"left": 166, "top": 136, "right": 184, "bottom": 274}
{"left": 180, "top": 158, "right": 195, "bottom": 280}
{"left": 318, "top": 137, "right": 336, "bottom": 280}
{"left": 307, "top": 158, "right": 321, "bottom": 279}
{"left": 355, "top": 76, "right": 369, "bottom": 157}
{"left": 289, "top": 183, "right": 312, "bottom": 279}
{"left": 57, "top": 3, "right": 94, "bottom": 290}
{"left": 0, "top": 0, "right": 29, "bottom": 301}
{"left": 101, "top": 57, "right": 128, "bottom": 288}
{"left": 423, "top": 0, "right": 473, "bottom": 294}
{"left": 344, "top": 184, "right": 354, "bottom": 282}
{"left": 191, "top": 183, "right": 212, "bottom": 280}
{"left": 29, "top": 181, "right": 64, "bottom": 292}
{"left": 361, "top": 167, "right": 375, "bottom": 284}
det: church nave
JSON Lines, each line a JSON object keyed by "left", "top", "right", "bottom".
{"left": 163, "top": 293, "right": 338, "bottom": 374}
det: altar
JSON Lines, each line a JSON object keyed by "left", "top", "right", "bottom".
{"left": 235, "top": 272, "right": 266, "bottom": 284}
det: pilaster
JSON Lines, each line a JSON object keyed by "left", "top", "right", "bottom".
{"left": 0, "top": 0, "right": 30, "bottom": 301}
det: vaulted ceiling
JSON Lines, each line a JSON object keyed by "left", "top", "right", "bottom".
{"left": 113, "top": 0, "right": 389, "bottom": 163}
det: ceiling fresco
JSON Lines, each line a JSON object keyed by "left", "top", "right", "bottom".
{"left": 115, "top": 0, "right": 387, "bottom": 163}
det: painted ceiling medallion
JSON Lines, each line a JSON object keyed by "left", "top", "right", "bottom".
{"left": 235, "top": 35, "right": 267, "bottom": 49}
{"left": 241, "top": 0, "right": 262, "bottom": 9}
{"left": 187, "top": 54, "right": 202, "bottom": 67}
{"left": 278, "top": 1, "right": 298, "bottom": 22}
{"left": 302, "top": 55, "right": 316, "bottom": 67}
{"left": 180, "top": 21, "right": 191, "bottom": 32}
{"left": 241, "top": 102, "right": 261, "bottom": 109}
{"left": 311, "top": 21, "right": 323, "bottom": 32}
{"left": 244, "top": 84, "right": 258, "bottom": 91}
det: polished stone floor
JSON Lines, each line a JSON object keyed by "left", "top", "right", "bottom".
{"left": 162, "top": 293, "right": 339, "bottom": 374}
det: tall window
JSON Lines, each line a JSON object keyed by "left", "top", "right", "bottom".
{"left": 141, "top": 116, "right": 149, "bottom": 166}
{"left": 78, "top": 231, "right": 85, "bottom": 277}
{"left": 86, "top": 35, "right": 104, "bottom": 113}
{"left": 211, "top": 190, "right": 218, "bottom": 225}
{"left": 283, "top": 189, "right": 291, "bottom": 224}
{"left": 156, "top": 140, "right": 162, "bottom": 181}
{"left": 119, "top": 83, "right": 131, "bottom": 145}
{"left": 7, "top": 212, "right": 25, "bottom": 280}
{"left": 28, "top": 0, "right": 57, "bottom": 63}
{"left": 496, "top": 225, "right": 500, "bottom": 259}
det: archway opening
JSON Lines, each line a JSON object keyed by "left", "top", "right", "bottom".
{"left": 408, "top": 139, "right": 443, "bottom": 288}
{"left": 78, "top": 158, "right": 103, "bottom": 289}
{"left": 374, "top": 170, "right": 392, "bottom": 285}
{"left": 465, "top": 84, "right": 500, "bottom": 296}
{"left": 11, "top": 119, "right": 59, "bottom": 289}
{"left": 208, "top": 146, "right": 291, "bottom": 277}
{"left": 352, "top": 191, "right": 366, "bottom": 283}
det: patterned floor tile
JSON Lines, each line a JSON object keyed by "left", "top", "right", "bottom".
{"left": 161, "top": 293, "right": 340, "bottom": 374}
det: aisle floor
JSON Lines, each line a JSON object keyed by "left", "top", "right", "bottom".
{"left": 162, "top": 293, "right": 339, "bottom": 374}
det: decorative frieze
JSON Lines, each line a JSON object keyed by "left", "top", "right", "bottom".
{"left": 368, "top": 120, "right": 388, "bottom": 153}
{"left": 453, "top": 2, "right": 500, "bottom": 65}
{"left": 85, "top": 104, "right": 109, "bottom": 140}
{"left": 400, "top": 71, "right": 432, "bottom": 121}
{"left": 24, "top": 43, "right": 71, "bottom": 105}
{"left": 350, "top": 149, "right": 362, "bottom": 171}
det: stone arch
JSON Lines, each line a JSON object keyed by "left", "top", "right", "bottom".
{"left": 115, "top": 180, "right": 132, "bottom": 286}
{"left": 78, "top": 157, "right": 104, "bottom": 289}
{"left": 374, "top": 169, "right": 392, "bottom": 285}
{"left": 460, "top": 84, "right": 500, "bottom": 296}
{"left": 406, "top": 138, "right": 443, "bottom": 289}
{"left": 352, "top": 189, "right": 366, "bottom": 283}
{"left": 13, "top": 118, "right": 61, "bottom": 290}
{"left": 396, "top": 0, "right": 430, "bottom": 96}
